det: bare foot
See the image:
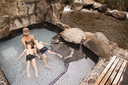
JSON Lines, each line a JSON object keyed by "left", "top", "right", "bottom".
{"left": 58, "top": 54, "right": 62, "bottom": 58}
{"left": 27, "top": 74, "right": 31, "bottom": 78}
{"left": 44, "top": 65, "right": 51, "bottom": 68}
{"left": 36, "top": 74, "right": 39, "bottom": 77}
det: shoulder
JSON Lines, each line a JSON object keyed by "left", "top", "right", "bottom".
{"left": 21, "top": 37, "right": 25, "bottom": 41}
{"left": 29, "top": 35, "right": 34, "bottom": 38}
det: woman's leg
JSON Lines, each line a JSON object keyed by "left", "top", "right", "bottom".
{"left": 27, "top": 61, "right": 31, "bottom": 78}
{"left": 41, "top": 54, "right": 51, "bottom": 68}
{"left": 47, "top": 50, "right": 62, "bottom": 58}
{"left": 31, "top": 58, "right": 39, "bottom": 77}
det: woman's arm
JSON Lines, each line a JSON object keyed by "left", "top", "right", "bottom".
{"left": 21, "top": 38, "right": 26, "bottom": 49}
{"left": 17, "top": 49, "right": 26, "bottom": 61}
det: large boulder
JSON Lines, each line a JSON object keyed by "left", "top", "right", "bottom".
{"left": 83, "top": 32, "right": 117, "bottom": 58}
{"left": 60, "top": 28, "right": 86, "bottom": 44}
{"left": 71, "top": 3, "right": 83, "bottom": 11}
{"left": 112, "top": 11, "right": 127, "bottom": 20}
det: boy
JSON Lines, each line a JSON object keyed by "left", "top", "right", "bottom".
{"left": 17, "top": 44, "right": 40, "bottom": 78}
{"left": 34, "top": 40, "right": 62, "bottom": 68}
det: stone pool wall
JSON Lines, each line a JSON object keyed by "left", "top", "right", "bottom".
{"left": 0, "top": 69, "right": 9, "bottom": 85}
{"left": 0, "top": 0, "right": 70, "bottom": 39}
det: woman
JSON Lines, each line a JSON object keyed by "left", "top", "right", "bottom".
{"left": 21, "top": 27, "right": 50, "bottom": 68}
{"left": 21, "top": 28, "right": 35, "bottom": 49}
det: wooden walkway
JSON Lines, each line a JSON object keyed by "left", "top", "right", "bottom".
{"left": 94, "top": 56, "right": 127, "bottom": 85}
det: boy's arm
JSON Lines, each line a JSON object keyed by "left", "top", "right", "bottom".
{"left": 34, "top": 45, "right": 41, "bottom": 58}
{"left": 17, "top": 49, "right": 26, "bottom": 61}
{"left": 40, "top": 41, "right": 52, "bottom": 46}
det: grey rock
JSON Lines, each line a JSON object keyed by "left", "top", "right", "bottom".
{"left": 83, "top": 32, "right": 117, "bottom": 58}
{"left": 56, "top": 22, "right": 71, "bottom": 30}
{"left": 98, "top": 4, "right": 107, "bottom": 13}
{"left": 60, "top": 28, "right": 86, "bottom": 44}
{"left": 88, "top": 78, "right": 95, "bottom": 84}
{"left": 51, "top": 43, "right": 71, "bottom": 58}
{"left": 112, "top": 11, "right": 127, "bottom": 20}
{"left": 71, "top": 3, "right": 83, "bottom": 11}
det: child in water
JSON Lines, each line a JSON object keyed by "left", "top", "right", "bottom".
{"left": 34, "top": 40, "right": 62, "bottom": 68}
{"left": 17, "top": 44, "right": 40, "bottom": 78}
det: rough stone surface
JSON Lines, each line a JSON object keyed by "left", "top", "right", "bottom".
{"left": 0, "top": 0, "right": 66, "bottom": 39}
{"left": 98, "top": 4, "right": 108, "bottom": 13}
{"left": 56, "top": 22, "right": 71, "bottom": 30}
{"left": 60, "top": 28, "right": 86, "bottom": 44}
{"left": 83, "top": 32, "right": 117, "bottom": 58}
{"left": 0, "top": 69, "right": 9, "bottom": 85}
{"left": 85, "top": 32, "right": 94, "bottom": 40}
{"left": 82, "top": 0, "right": 95, "bottom": 7}
{"left": 0, "top": 15, "right": 10, "bottom": 38}
{"left": 112, "top": 11, "right": 127, "bottom": 20}
{"left": 51, "top": 43, "right": 71, "bottom": 58}
{"left": 45, "top": 4, "right": 60, "bottom": 25}
{"left": 105, "top": 10, "right": 112, "bottom": 16}
{"left": 71, "top": 3, "right": 83, "bottom": 11}
{"left": 93, "top": 5, "right": 100, "bottom": 10}
{"left": 112, "top": 48, "right": 128, "bottom": 61}
{"left": 88, "top": 78, "right": 95, "bottom": 84}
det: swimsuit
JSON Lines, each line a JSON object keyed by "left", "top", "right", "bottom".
{"left": 25, "top": 36, "right": 34, "bottom": 48}
{"left": 39, "top": 47, "right": 48, "bottom": 54}
{"left": 26, "top": 54, "right": 35, "bottom": 62}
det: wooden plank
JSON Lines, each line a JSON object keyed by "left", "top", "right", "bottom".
{"left": 99, "top": 58, "right": 120, "bottom": 85}
{"left": 106, "top": 59, "right": 123, "bottom": 85}
{"left": 112, "top": 61, "right": 127, "bottom": 85}
{"left": 93, "top": 56, "right": 117, "bottom": 85}
{"left": 117, "top": 62, "right": 127, "bottom": 85}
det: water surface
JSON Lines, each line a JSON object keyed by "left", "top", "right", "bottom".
{"left": 61, "top": 11, "right": 128, "bottom": 49}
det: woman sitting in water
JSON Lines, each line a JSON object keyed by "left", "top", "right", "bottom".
{"left": 21, "top": 28, "right": 50, "bottom": 68}
{"left": 21, "top": 28, "right": 35, "bottom": 49}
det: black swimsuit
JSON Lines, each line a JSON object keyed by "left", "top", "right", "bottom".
{"left": 39, "top": 47, "right": 48, "bottom": 54}
{"left": 25, "top": 36, "right": 34, "bottom": 48}
{"left": 26, "top": 54, "right": 35, "bottom": 62}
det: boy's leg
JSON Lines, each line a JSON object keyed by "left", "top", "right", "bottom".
{"left": 27, "top": 61, "right": 31, "bottom": 78}
{"left": 47, "top": 50, "right": 62, "bottom": 58}
{"left": 41, "top": 54, "right": 51, "bottom": 68}
{"left": 31, "top": 58, "right": 39, "bottom": 77}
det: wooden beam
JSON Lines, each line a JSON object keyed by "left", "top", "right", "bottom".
{"left": 94, "top": 56, "right": 116, "bottom": 85}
